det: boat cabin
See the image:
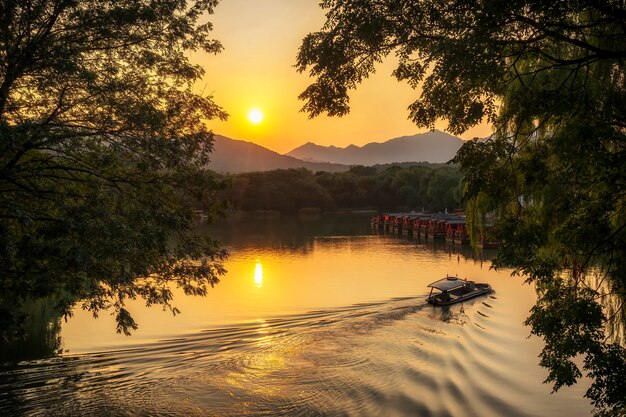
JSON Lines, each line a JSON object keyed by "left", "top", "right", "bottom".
{"left": 426, "top": 276, "right": 491, "bottom": 306}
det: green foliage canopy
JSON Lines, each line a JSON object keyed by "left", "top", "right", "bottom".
{"left": 223, "top": 165, "right": 462, "bottom": 213}
{"left": 0, "top": 0, "right": 228, "bottom": 340}
{"left": 297, "top": 1, "right": 626, "bottom": 415}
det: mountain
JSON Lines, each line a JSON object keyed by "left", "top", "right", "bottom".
{"left": 286, "top": 130, "right": 464, "bottom": 165}
{"left": 207, "top": 135, "right": 348, "bottom": 174}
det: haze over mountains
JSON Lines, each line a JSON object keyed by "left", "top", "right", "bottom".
{"left": 286, "top": 130, "right": 464, "bottom": 165}
{"left": 208, "top": 135, "right": 348, "bottom": 174}
{"left": 208, "top": 130, "right": 465, "bottom": 174}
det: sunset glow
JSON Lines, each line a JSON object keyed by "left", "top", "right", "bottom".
{"left": 198, "top": 1, "right": 492, "bottom": 153}
{"left": 6, "top": 0, "right": 620, "bottom": 415}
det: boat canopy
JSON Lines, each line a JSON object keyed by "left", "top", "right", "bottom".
{"left": 427, "top": 276, "right": 466, "bottom": 291}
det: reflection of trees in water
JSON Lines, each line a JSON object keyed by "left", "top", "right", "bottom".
{"left": 606, "top": 293, "right": 625, "bottom": 345}
{"left": 0, "top": 297, "right": 72, "bottom": 413}
{"left": 0, "top": 297, "right": 63, "bottom": 363}
{"left": 584, "top": 271, "right": 625, "bottom": 346}
{"left": 0, "top": 346, "right": 96, "bottom": 416}
{"left": 0, "top": 214, "right": 503, "bottom": 365}
{"left": 205, "top": 212, "right": 375, "bottom": 253}
{"left": 209, "top": 211, "right": 499, "bottom": 266}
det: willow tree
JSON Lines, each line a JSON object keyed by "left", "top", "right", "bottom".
{"left": 0, "top": 0, "right": 228, "bottom": 341}
{"left": 297, "top": 1, "right": 626, "bottom": 415}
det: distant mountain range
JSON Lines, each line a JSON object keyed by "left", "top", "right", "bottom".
{"left": 207, "top": 135, "right": 348, "bottom": 174}
{"left": 286, "top": 130, "right": 463, "bottom": 165}
{"left": 207, "top": 130, "right": 465, "bottom": 174}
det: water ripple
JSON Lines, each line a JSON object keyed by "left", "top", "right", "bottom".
{"left": 1, "top": 296, "right": 590, "bottom": 416}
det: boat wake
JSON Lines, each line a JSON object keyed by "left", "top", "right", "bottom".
{"left": 0, "top": 294, "right": 590, "bottom": 417}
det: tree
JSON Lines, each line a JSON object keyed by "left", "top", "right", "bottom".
{"left": 0, "top": 0, "right": 228, "bottom": 341}
{"left": 223, "top": 169, "right": 336, "bottom": 213}
{"left": 297, "top": 1, "right": 626, "bottom": 415}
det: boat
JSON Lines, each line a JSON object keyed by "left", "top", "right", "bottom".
{"left": 426, "top": 276, "right": 492, "bottom": 306}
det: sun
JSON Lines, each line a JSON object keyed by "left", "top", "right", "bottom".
{"left": 247, "top": 108, "right": 264, "bottom": 125}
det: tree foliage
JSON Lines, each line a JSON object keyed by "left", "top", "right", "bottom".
{"left": 298, "top": 1, "right": 626, "bottom": 414}
{"left": 222, "top": 165, "right": 463, "bottom": 213}
{"left": 226, "top": 168, "right": 336, "bottom": 213}
{"left": 0, "top": 0, "right": 228, "bottom": 340}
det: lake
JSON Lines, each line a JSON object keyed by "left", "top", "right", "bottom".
{"left": 0, "top": 212, "right": 592, "bottom": 416}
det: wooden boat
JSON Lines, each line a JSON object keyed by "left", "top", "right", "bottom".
{"left": 426, "top": 276, "right": 491, "bottom": 306}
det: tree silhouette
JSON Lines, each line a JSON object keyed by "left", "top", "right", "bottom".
{"left": 297, "top": 1, "right": 626, "bottom": 414}
{"left": 0, "top": 0, "right": 228, "bottom": 340}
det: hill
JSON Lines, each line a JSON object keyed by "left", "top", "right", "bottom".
{"left": 207, "top": 135, "right": 348, "bottom": 174}
{"left": 286, "top": 130, "right": 464, "bottom": 165}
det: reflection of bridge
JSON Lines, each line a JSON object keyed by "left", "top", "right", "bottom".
{"left": 370, "top": 217, "right": 498, "bottom": 263}
{"left": 370, "top": 212, "right": 499, "bottom": 249}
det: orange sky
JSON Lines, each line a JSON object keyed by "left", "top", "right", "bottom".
{"left": 194, "top": 0, "right": 492, "bottom": 154}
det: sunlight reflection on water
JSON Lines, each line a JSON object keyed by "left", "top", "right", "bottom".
{"left": 254, "top": 261, "right": 263, "bottom": 288}
{"left": 0, "top": 214, "right": 593, "bottom": 416}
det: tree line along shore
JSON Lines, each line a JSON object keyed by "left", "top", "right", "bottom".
{"left": 217, "top": 164, "right": 463, "bottom": 214}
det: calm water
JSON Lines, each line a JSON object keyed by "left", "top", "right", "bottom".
{"left": 0, "top": 213, "right": 592, "bottom": 416}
